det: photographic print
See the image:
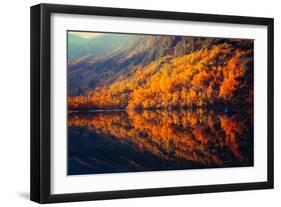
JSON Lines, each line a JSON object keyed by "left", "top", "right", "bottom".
{"left": 67, "top": 31, "right": 254, "bottom": 175}
{"left": 31, "top": 4, "right": 274, "bottom": 203}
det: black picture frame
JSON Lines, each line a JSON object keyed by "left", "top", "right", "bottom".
{"left": 30, "top": 3, "right": 274, "bottom": 204}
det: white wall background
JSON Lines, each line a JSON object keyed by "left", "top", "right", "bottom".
{"left": 0, "top": 0, "right": 279, "bottom": 206}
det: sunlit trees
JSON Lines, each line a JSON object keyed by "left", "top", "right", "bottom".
{"left": 218, "top": 52, "right": 246, "bottom": 100}
{"left": 68, "top": 42, "right": 253, "bottom": 110}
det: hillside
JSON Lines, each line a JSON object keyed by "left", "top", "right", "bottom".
{"left": 68, "top": 34, "right": 252, "bottom": 96}
{"left": 68, "top": 38, "right": 253, "bottom": 110}
{"left": 68, "top": 32, "right": 130, "bottom": 63}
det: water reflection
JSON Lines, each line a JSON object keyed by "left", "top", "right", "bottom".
{"left": 68, "top": 109, "right": 253, "bottom": 175}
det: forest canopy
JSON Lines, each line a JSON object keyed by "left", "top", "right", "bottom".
{"left": 68, "top": 39, "right": 253, "bottom": 110}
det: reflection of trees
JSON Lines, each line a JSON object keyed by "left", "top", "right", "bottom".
{"left": 68, "top": 109, "right": 253, "bottom": 168}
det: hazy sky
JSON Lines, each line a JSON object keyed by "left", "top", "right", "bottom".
{"left": 69, "top": 31, "right": 104, "bottom": 39}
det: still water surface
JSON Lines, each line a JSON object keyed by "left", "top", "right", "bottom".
{"left": 68, "top": 109, "right": 253, "bottom": 175}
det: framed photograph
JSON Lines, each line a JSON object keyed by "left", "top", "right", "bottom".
{"left": 30, "top": 3, "right": 274, "bottom": 203}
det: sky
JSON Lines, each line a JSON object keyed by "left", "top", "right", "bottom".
{"left": 68, "top": 31, "right": 104, "bottom": 39}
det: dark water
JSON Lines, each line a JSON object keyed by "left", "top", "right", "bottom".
{"left": 67, "top": 109, "right": 253, "bottom": 175}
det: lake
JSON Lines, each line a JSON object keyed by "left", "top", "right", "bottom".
{"left": 67, "top": 109, "right": 253, "bottom": 175}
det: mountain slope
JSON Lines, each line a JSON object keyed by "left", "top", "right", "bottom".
{"left": 68, "top": 32, "right": 131, "bottom": 64}
{"left": 68, "top": 41, "right": 254, "bottom": 110}
{"left": 68, "top": 34, "right": 250, "bottom": 96}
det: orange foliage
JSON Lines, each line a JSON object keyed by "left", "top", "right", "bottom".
{"left": 218, "top": 52, "right": 245, "bottom": 100}
{"left": 68, "top": 44, "right": 253, "bottom": 110}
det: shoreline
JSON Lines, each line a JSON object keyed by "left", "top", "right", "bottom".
{"left": 68, "top": 104, "right": 252, "bottom": 114}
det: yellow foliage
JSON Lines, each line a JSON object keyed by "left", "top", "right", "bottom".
{"left": 68, "top": 43, "right": 253, "bottom": 110}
